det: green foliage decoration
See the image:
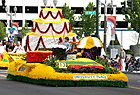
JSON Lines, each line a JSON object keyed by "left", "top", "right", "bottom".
{"left": 43, "top": 55, "right": 57, "bottom": 67}
{"left": 7, "top": 74, "right": 128, "bottom": 87}
{"left": 95, "top": 57, "right": 119, "bottom": 74}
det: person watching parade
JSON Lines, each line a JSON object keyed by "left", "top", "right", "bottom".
{"left": 12, "top": 41, "right": 25, "bottom": 53}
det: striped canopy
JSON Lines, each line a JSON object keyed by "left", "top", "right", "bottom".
{"left": 77, "top": 37, "right": 103, "bottom": 49}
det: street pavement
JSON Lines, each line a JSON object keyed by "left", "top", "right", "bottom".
{"left": 0, "top": 69, "right": 140, "bottom": 95}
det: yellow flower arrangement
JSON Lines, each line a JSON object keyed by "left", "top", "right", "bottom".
{"left": 7, "top": 60, "right": 128, "bottom": 82}
{"left": 76, "top": 52, "right": 82, "bottom": 57}
{"left": 42, "top": 8, "right": 62, "bottom": 11}
{"left": 8, "top": 53, "right": 26, "bottom": 56}
{"left": 0, "top": 62, "right": 9, "bottom": 67}
{"left": 27, "top": 32, "right": 76, "bottom": 38}
{"left": 27, "top": 51, "right": 52, "bottom": 53}
{"left": 84, "top": 37, "right": 96, "bottom": 49}
{"left": 77, "top": 37, "right": 103, "bottom": 49}
{"left": 0, "top": 52, "right": 9, "bottom": 67}
{"left": 33, "top": 18, "right": 69, "bottom": 24}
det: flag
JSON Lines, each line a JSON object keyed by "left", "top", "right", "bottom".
{"left": 107, "top": 16, "right": 116, "bottom": 35}
{"left": 12, "top": 22, "right": 19, "bottom": 34}
{"left": 107, "top": 16, "right": 116, "bottom": 44}
{"left": 9, "top": 34, "right": 14, "bottom": 42}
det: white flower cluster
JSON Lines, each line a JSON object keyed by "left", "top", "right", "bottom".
{"left": 52, "top": 44, "right": 66, "bottom": 49}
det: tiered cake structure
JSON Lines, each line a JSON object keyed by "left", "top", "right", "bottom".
{"left": 25, "top": 8, "right": 71, "bottom": 51}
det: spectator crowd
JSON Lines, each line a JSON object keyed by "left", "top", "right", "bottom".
{"left": 0, "top": 40, "right": 25, "bottom": 61}
{"left": 110, "top": 48, "right": 140, "bottom": 72}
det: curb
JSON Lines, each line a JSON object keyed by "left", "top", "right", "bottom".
{"left": 122, "top": 71, "right": 140, "bottom": 75}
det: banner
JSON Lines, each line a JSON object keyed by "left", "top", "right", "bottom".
{"left": 9, "top": 34, "right": 14, "bottom": 42}
{"left": 107, "top": 16, "right": 116, "bottom": 41}
{"left": 74, "top": 75, "right": 107, "bottom": 79}
{"left": 12, "top": 22, "right": 19, "bottom": 34}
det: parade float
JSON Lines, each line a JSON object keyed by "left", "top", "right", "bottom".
{"left": 7, "top": 0, "right": 128, "bottom": 87}
{"left": 0, "top": 52, "right": 26, "bottom": 68}
{"left": 0, "top": 51, "right": 9, "bottom": 67}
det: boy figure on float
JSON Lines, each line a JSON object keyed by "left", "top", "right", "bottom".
{"left": 12, "top": 41, "right": 25, "bottom": 53}
{"left": 63, "top": 37, "right": 70, "bottom": 60}
{"left": 59, "top": 37, "right": 70, "bottom": 60}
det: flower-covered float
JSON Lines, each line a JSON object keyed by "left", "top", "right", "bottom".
{"left": 0, "top": 52, "right": 26, "bottom": 67}
{"left": 0, "top": 51, "right": 9, "bottom": 67}
{"left": 7, "top": 56, "right": 128, "bottom": 87}
{"left": 7, "top": 6, "right": 128, "bottom": 87}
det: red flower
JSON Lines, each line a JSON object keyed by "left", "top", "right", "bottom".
{"left": 68, "top": 65, "right": 104, "bottom": 69}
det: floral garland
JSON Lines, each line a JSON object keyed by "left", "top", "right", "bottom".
{"left": 25, "top": 35, "right": 32, "bottom": 51}
{"left": 34, "top": 36, "right": 46, "bottom": 50}
{"left": 25, "top": 36, "right": 46, "bottom": 51}
{"left": 32, "top": 22, "right": 71, "bottom": 34}
{"left": 39, "top": 10, "right": 63, "bottom": 19}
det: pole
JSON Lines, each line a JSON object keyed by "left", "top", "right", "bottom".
{"left": 111, "top": 0, "right": 113, "bottom": 15}
{"left": 5, "top": 6, "right": 17, "bottom": 42}
{"left": 137, "top": 29, "right": 140, "bottom": 45}
{"left": 103, "top": 0, "right": 107, "bottom": 52}
{"left": 96, "top": 0, "right": 99, "bottom": 38}
{"left": 10, "top": 14, "right": 12, "bottom": 28}
{"left": 5, "top": 26, "right": 6, "bottom": 38}
{"left": 6, "top": 8, "right": 17, "bottom": 30}
{"left": 104, "top": 15, "right": 107, "bottom": 52}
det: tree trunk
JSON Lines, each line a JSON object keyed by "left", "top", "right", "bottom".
{"left": 137, "top": 30, "right": 140, "bottom": 45}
